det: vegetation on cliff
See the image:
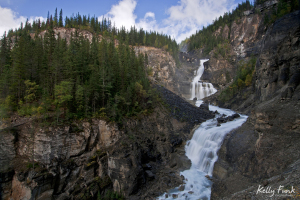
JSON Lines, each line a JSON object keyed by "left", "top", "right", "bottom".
{"left": 263, "top": 0, "right": 299, "bottom": 25}
{"left": 5, "top": 9, "right": 179, "bottom": 58}
{"left": 218, "top": 57, "right": 256, "bottom": 102}
{"left": 185, "top": 0, "right": 299, "bottom": 55}
{"left": 0, "top": 11, "right": 174, "bottom": 123}
{"left": 186, "top": 0, "right": 253, "bottom": 53}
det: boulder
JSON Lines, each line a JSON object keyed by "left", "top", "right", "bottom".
{"left": 178, "top": 185, "right": 185, "bottom": 191}
{"left": 199, "top": 103, "right": 209, "bottom": 110}
{"left": 145, "top": 170, "right": 155, "bottom": 179}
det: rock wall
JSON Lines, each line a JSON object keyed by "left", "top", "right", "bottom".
{"left": 255, "top": 10, "right": 300, "bottom": 102}
{"left": 201, "top": 58, "right": 233, "bottom": 89}
{"left": 201, "top": 12, "right": 262, "bottom": 89}
{"left": 134, "top": 46, "right": 204, "bottom": 100}
{"left": 29, "top": 28, "right": 117, "bottom": 46}
{"left": 0, "top": 85, "right": 214, "bottom": 200}
{"left": 182, "top": 11, "right": 263, "bottom": 91}
{"left": 211, "top": 98, "right": 300, "bottom": 199}
{"left": 134, "top": 46, "right": 177, "bottom": 92}
{"left": 210, "top": 10, "right": 300, "bottom": 199}
{"left": 0, "top": 119, "right": 121, "bottom": 200}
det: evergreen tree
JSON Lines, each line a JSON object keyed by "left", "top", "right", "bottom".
{"left": 59, "top": 9, "right": 63, "bottom": 27}
{"left": 54, "top": 8, "right": 58, "bottom": 26}
{"left": 1, "top": 9, "right": 175, "bottom": 120}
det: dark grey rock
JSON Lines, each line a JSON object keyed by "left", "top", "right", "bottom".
{"left": 145, "top": 170, "right": 155, "bottom": 179}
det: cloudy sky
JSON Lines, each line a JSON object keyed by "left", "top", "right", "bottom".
{"left": 0, "top": 0, "right": 245, "bottom": 43}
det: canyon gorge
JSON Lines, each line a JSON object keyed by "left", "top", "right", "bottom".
{"left": 0, "top": 1, "right": 300, "bottom": 199}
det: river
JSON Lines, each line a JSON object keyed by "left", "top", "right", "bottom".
{"left": 158, "top": 59, "right": 248, "bottom": 200}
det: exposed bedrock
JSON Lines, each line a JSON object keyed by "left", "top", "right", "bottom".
{"left": 0, "top": 85, "right": 214, "bottom": 200}
{"left": 210, "top": 10, "right": 300, "bottom": 199}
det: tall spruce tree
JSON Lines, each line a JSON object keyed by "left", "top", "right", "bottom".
{"left": 59, "top": 9, "right": 63, "bottom": 27}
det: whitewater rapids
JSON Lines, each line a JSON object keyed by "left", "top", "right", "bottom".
{"left": 158, "top": 60, "right": 248, "bottom": 200}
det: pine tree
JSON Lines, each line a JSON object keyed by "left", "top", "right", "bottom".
{"left": 46, "top": 11, "right": 50, "bottom": 26}
{"left": 59, "top": 9, "right": 63, "bottom": 27}
{"left": 98, "top": 38, "right": 109, "bottom": 108}
{"left": 54, "top": 8, "right": 58, "bottom": 26}
{"left": 0, "top": 10, "right": 161, "bottom": 119}
{"left": 0, "top": 32, "right": 8, "bottom": 75}
{"left": 11, "top": 33, "right": 27, "bottom": 101}
{"left": 0, "top": 32, "right": 12, "bottom": 98}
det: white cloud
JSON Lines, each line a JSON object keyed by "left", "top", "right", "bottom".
{"left": 104, "top": 0, "right": 137, "bottom": 30}
{"left": 0, "top": 0, "right": 236, "bottom": 42}
{"left": 0, "top": 6, "right": 26, "bottom": 36}
{"left": 0, "top": 6, "right": 46, "bottom": 38}
{"left": 144, "top": 12, "right": 155, "bottom": 19}
{"left": 136, "top": 12, "right": 158, "bottom": 32}
{"left": 162, "top": 0, "right": 236, "bottom": 42}
{"left": 104, "top": 0, "right": 236, "bottom": 43}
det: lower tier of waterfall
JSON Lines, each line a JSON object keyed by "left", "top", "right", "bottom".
{"left": 158, "top": 100, "right": 248, "bottom": 200}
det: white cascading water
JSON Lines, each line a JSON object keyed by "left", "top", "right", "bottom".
{"left": 190, "top": 59, "right": 217, "bottom": 100}
{"left": 158, "top": 60, "right": 248, "bottom": 200}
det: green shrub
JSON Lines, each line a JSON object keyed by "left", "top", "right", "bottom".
{"left": 225, "top": 71, "right": 231, "bottom": 83}
{"left": 0, "top": 95, "right": 16, "bottom": 118}
{"left": 245, "top": 73, "right": 252, "bottom": 86}
{"left": 218, "top": 57, "right": 256, "bottom": 102}
{"left": 27, "top": 162, "right": 39, "bottom": 169}
{"left": 237, "top": 78, "right": 245, "bottom": 89}
{"left": 264, "top": 14, "right": 270, "bottom": 25}
{"left": 100, "top": 189, "right": 124, "bottom": 200}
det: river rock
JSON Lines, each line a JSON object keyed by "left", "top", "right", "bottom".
{"left": 217, "top": 113, "right": 240, "bottom": 124}
{"left": 199, "top": 103, "right": 209, "bottom": 110}
{"left": 179, "top": 185, "right": 185, "bottom": 191}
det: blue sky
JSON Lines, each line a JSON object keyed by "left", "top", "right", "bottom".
{"left": 0, "top": 0, "right": 246, "bottom": 42}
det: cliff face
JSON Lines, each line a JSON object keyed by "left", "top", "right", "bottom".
{"left": 31, "top": 28, "right": 99, "bottom": 44}
{"left": 0, "top": 119, "right": 121, "bottom": 200}
{"left": 135, "top": 46, "right": 203, "bottom": 100}
{"left": 0, "top": 86, "right": 214, "bottom": 200}
{"left": 207, "top": 10, "right": 300, "bottom": 200}
{"left": 211, "top": 99, "right": 300, "bottom": 199}
{"left": 177, "top": 1, "right": 300, "bottom": 198}
{"left": 255, "top": 10, "right": 300, "bottom": 102}
{"left": 201, "top": 12, "right": 262, "bottom": 89}
{"left": 134, "top": 46, "right": 177, "bottom": 91}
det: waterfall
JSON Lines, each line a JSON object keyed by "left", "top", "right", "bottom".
{"left": 158, "top": 60, "right": 247, "bottom": 200}
{"left": 190, "top": 59, "right": 217, "bottom": 100}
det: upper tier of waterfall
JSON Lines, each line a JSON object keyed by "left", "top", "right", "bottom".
{"left": 190, "top": 59, "right": 217, "bottom": 100}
